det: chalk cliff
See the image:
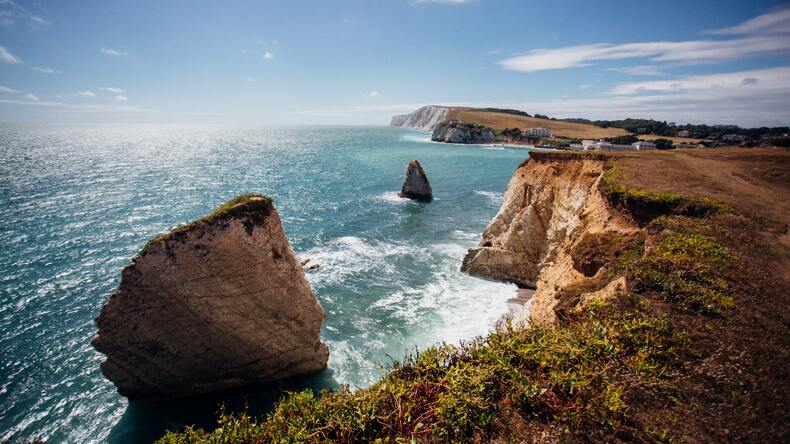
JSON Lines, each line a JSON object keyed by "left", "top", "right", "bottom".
{"left": 462, "top": 153, "right": 639, "bottom": 326}
{"left": 431, "top": 120, "right": 497, "bottom": 144}
{"left": 390, "top": 105, "right": 449, "bottom": 131}
{"left": 92, "top": 195, "right": 328, "bottom": 400}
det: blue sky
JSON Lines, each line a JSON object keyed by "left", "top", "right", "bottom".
{"left": 1, "top": 0, "right": 789, "bottom": 126}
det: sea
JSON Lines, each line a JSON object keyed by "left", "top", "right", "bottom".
{"left": 0, "top": 125, "right": 532, "bottom": 443}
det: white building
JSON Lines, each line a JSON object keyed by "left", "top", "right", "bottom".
{"left": 677, "top": 130, "right": 690, "bottom": 137}
{"left": 524, "top": 127, "right": 551, "bottom": 138}
{"left": 632, "top": 141, "right": 656, "bottom": 150}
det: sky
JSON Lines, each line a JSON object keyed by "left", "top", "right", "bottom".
{"left": 1, "top": 0, "right": 789, "bottom": 127}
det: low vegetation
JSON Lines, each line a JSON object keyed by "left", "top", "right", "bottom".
{"left": 143, "top": 194, "right": 273, "bottom": 251}
{"left": 600, "top": 162, "right": 730, "bottom": 224}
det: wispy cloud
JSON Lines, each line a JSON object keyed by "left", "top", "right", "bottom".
{"left": 113, "top": 95, "right": 128, "bottom": 102}
{"left": 263, "top": 51, "right": 274, "bottom": 60}
{"left": 499, "top": 6, "right": 790, "bottom": 73}
{"left": 0, "top": 97, "right": 153, "bottom": 113}
{"left": 100, "top": 47, "right": 128, "bottom": 56}
{"left": 607, "top": 65, "right": 664, "bottom": 76}
{"left": 99, "top": 86, "right": 125, "bottom": 94}
{"left": 33, "top": 66, "right": 62, "bottom": 74}
{"left": 246, "top": 77, "right": 257, "bottom": 82}
{"left": 0, "top": 45, "right": 22, "bottom": 64}
{"left": 606, "top": 66, "right": 790, "bottom": 95}
{"left": 0, "top": 0, "right": 49, "bottom": 27}
{"left": 77, "top": 91, "right": 96, "bottom": 97}
{"left": 23, "top": 93, "right": 38, "bottom": 101}
{"left": 499, "top": 36, "right": 790, "bottom": 72}
{"left": 364, "top": 91, "right": 381, "bottom": 97}
{"left": 706, "top": 5, "right": 790, "bottom": 35}
{"left": 0, "top": 85, "right": 18, "bottom": 93}
{"left": 256, "top": 39, "right": 278, "bottom": 45}
{"left": 29, "top": 14, "right": 48, "bottom": 26}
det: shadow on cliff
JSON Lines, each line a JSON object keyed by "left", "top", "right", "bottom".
{"left": 106, "top": 369, "right": 340, "bottom": 443}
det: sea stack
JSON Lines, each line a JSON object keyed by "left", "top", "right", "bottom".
{"left": 398, "top": 160, "right": 433, "bottom": 201}
{"left": 91, "top": 195, "right": 329, "bottom": 400}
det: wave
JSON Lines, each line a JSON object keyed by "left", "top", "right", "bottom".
{"left": 474, "top": 190, "right": 504, "bottom": 205}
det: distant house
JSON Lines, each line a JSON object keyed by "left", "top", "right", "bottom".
{"left": 677, "top": 130, "right": 690, "bottom": 137}
{"left": 632, "top": 141, "right": 656, "bottom": 150}
{"left": 524, "top": 127, "right": 551, "bottom": 138}
{"left": 588, "top": 141, "right": 634, "bottom": 151}
{"left": 722, "top": 134, "right": 745, "bottom": 142}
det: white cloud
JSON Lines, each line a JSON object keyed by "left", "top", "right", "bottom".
{"left": 499, "top": 36, "right": 790, "bottom": 72}
{"left": 0, "top": 85, "right": 18, "bottom": 93}
{"left": 29, "top": 15, "right": 48, "bottom": 26}
{"left": 579, "top": 84, "right": 591, "bottom": 90}
{"left": 256, "top": 39, "right": 278, "bottom": 45}
{"left": 100, "top": 47, "right": 128, "bottom": 56}
{"left": 263, "top": 51, "right": 274, "bottom": 60}
{"left": 77, "top": 91, "right": 96, "bottom": 97}
{"left": 0, "top": 97, "right": 154, "bottom": 113}
{"left": 33, "top": 66, "right": 61, "bottom": 74}
{"left": 0, "top": 0, "right": 49, "bottom": 27}
{"left": 706, "top": 5, "right": 790, "bottom": 35}
{"left": 113, "top": 95, "right": 128, "bottom": 102}
{"left": 606, "top": 66, "right": 790, "bottom": 95}
{"left": 246, "top": 77, "right": 257, "bottom": 82}
{"left": 0, "top": 45, "right": 21, "bottom": 64}
{"left": 608, "top": 65, "right": 664, "bottom": 76}
{"left": 23, "top": 93, "right": 38, "bottom": 101}
{"left": 365, "top": 91, "right": 381, "bottom": 97}
{"left": 99, "top": 86, "right": 125, "bottom": 93}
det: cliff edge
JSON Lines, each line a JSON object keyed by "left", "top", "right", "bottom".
{"left": 462, "top": 152, "right": 638, "bottom": 326}
{"left": 92, "top": 195, "right": 329, "bottom": 400}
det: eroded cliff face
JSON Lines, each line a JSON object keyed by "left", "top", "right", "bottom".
{"left": 462, "top": 153, "right": 639, "bottom": 326}
{"left": 92, "top": 195, "right": 329, "bottom": 400}
{"left": 431, "top": 120, "right": 497, "bottom": 144}
{"left": 390, "top": 105, "right": 449, "bottom": 131}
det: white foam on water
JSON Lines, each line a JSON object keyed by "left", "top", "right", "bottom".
{"left": 300, "top": 236, "right": 423, "bottom": 287}
{"left": 376, "top": 191, "right": 408, "bottom": 203}
{"left": 474, "top": 190, "right": 504, "bottom": 205}
{"left": 399, "top": 134, "right": 433, "bottom": 144}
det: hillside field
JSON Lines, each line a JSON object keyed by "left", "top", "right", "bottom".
{"left": 446, "top": 108, "right": 630, "bottom": 139}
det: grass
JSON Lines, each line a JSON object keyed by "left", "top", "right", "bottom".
{"left": 600, "top": 162, "right": 731, "bottom": 224}
{"left": 143, "top": 194, "right": 273, "bottom": 251}
{"left": 158, "top": 298, "right": 688, "bottom": 443}
{"left": 446, "top": 109, "right": 630, "bottom": 140}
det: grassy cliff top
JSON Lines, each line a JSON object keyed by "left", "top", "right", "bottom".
{"left": 143, "top": 194, "right": 274, "bottom": 251}
{"left": 446, "top": 108, "right": 630, "bottom": 139}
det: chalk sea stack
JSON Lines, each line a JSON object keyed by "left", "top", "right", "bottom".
{"left": 92, "top": 194, "right": 328, "bottom": 400}
{"left": 398, "top": 160, "right": 433, "bottom": 201}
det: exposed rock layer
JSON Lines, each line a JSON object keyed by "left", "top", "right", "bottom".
{"left": 390, "top": 105, "right": 449, "bottom": 131}
{"left": 462, "top": 152, "right": 638, "bottom": 326}
{"left": 431, "top": 120, "right": 497, "bottom": 144}
{"left": 92, "top": 195, "right": 328, "bottom": 400}
{"left": 399, "top": 160, "right": 433, "bottom": 201}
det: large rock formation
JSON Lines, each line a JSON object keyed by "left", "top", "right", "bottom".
{"left": 390, "top": 105, "right": 449, "bottom": 131}
{"left": 431, "top": 120, "right": 497, "bottom": 144}
{"left": 398, "top": 160, "right": 433, "bottom": 201}
{"left": 461, "top": 153, "right": 638, "bottom": 326}
{"left": 92, "top": 195, "right": 329, "bottom": 400}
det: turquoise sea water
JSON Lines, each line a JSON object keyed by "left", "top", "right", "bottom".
{"left": 0, "top": 126, "right": 530, "bottom": 443}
